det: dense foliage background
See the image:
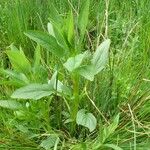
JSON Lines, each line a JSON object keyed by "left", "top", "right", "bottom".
{"left": 0, "top": 0, "right": 150, "bottom": 149}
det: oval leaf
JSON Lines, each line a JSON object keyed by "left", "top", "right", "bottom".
{"left": 40, "top": 135, "right": 59, "bottom": 150}
{"left": 77, "top": 65, "right": 95, "bottom": 81}
{"left": 11, "top": 84, "right": 53, "bottom": 100}
{"left": 92, "top": 39, "right": 111, "bottom": 74}
{"left": 76, "top": 109, "right": 97, "bottom": 132}
{"left": 25, "top": 31, "right": 65, "bottom": 58}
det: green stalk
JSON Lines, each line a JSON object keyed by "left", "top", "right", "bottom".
{"left": 71, "top": 73, "right": 80, "bottom": 133}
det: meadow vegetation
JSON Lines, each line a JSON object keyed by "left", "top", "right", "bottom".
{"left": 0, "top": 0, "right": 150, "bottom": 149}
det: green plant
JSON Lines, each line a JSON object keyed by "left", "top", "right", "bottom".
{"left": 10, "top": 35, "right": 110, "bottom": 132}
{"left": 1, "top": 0, "right": 150, "bottom": 149}
{"left": 0, "top": 44, "right": 47, "bottom": 87}
{"left": 3, "top": 1, "right": 111, "bottom": 135}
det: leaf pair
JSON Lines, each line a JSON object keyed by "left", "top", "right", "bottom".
{"left": 25, "top": 6, "right": 75, "bottom": 59}
{"left": 64, "top": 39, "right": 111, "bottom": 81}
{"left": 25, "top": 0, "right": 91, "bottom": 59}
{"left": 63, "top": 51, "right": 90, "bottom": 72}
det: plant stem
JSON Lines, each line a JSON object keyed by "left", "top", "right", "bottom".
{"left": 71, "top": 74, "right": 79, "bottom": 133}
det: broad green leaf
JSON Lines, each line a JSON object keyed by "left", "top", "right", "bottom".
{"left": 25, "top": 31, "right": 65, "bottom": 58}
{"left": 63, "top": 51, "right": 90, "bottom": 72}
{"left": 77, "top": 65, "right": 95, "bottom": 81}
{"left": 76, "top": 109, "right": 97, "bottom": 132}
{"left": 63, "top": 39, "right": 111, "bottom": 80}
{"left": 78, "top": 0, "right": 90, "bottom": 41}
{"left": 6, "top": 48, "right": 31, "bottom": 74}
{"left": 11, "top": 83, "right": 53, "bottom": 100}
{"left": 92, "top": 39, "right": 111, "bottom": 74}
{"left": 11, "top": 71, "right": 71, "bottom": 100}
{"left": 0, "top": 100, "right": 22, "bottom": 110}
{"left": 103, "top": 144, "right": 123, "bottom": 150}
{"left": 40, "top": 135, "right": 59, "bottom": 150}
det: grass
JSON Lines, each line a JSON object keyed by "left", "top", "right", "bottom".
{"left": 0, "top": 0, "right": 150, "bottom": 149}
